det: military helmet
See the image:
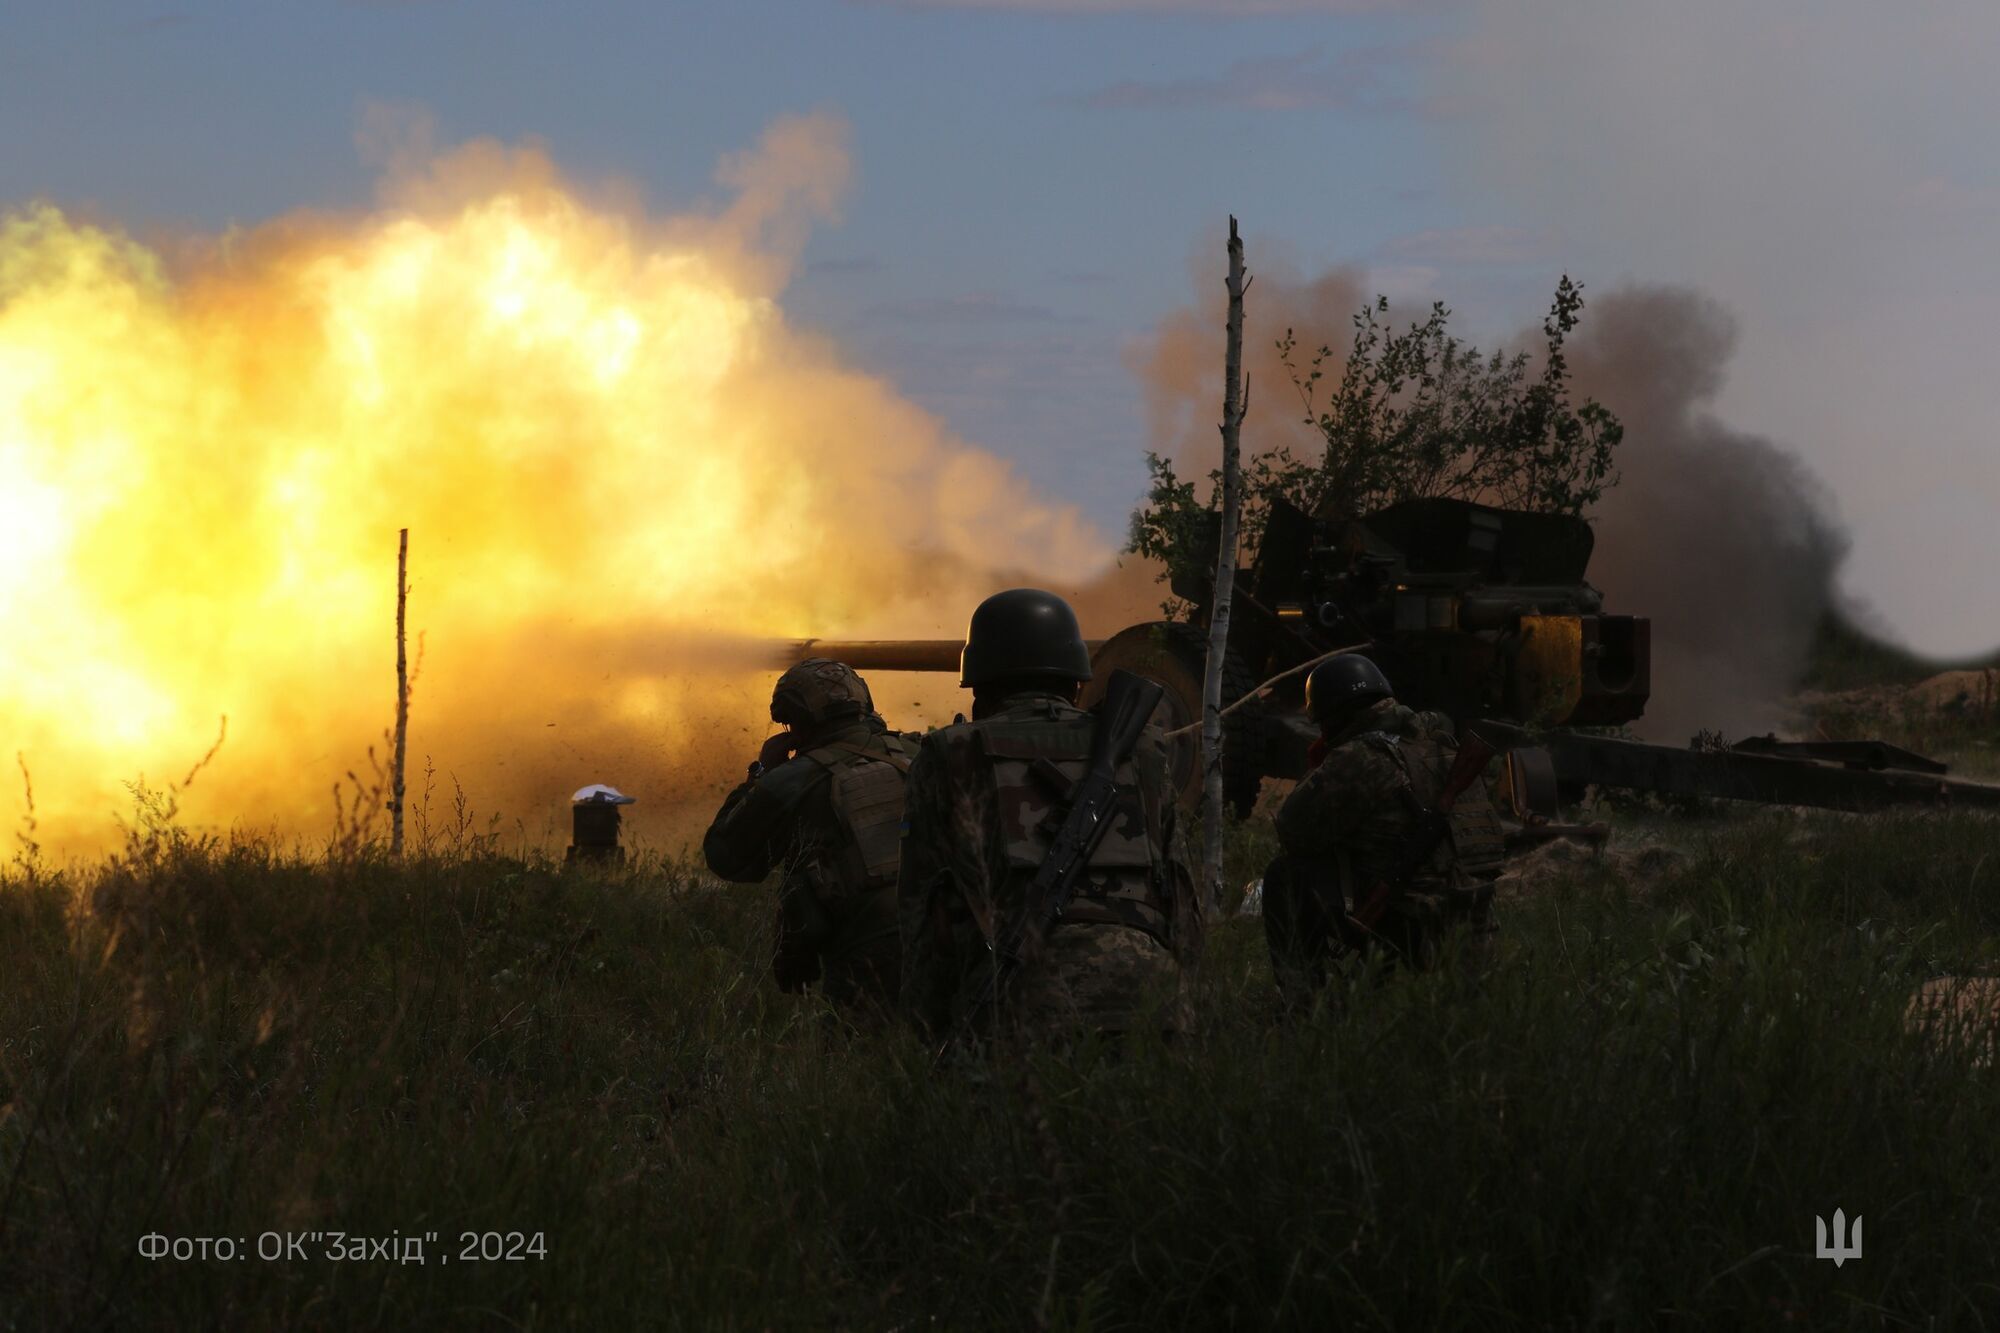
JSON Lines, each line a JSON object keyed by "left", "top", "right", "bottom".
{"left": 1304, "top": 654, "right": 1393, "bottom": 731}
{"left": 959, "top": 588, "right": 1094, "bottom": 688}
{"left": 771, "top": 658, "right": 875, "bottom": 729}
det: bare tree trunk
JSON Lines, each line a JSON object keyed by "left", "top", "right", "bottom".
{"left": 391, "top": 528, "right": 409, "bottom": 857}
{"left": 1202, "top": 217, "right": 1250, "bottom": 915}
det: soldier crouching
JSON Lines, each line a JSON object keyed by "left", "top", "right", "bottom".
{"left": 703, "top": 658, "right": 918, "bottom": 1011}
{"left": 1264, "top": 655, "right": 1504, "bottom": 1005}
{"left": 897, "top": 589, "right": 1202, "bottom": 1046}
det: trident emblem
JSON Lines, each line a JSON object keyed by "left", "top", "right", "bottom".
{"left": 1815, "top": 1209, "right": 1863, "bottom": 1267}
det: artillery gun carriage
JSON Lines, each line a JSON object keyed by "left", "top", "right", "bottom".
{"left": 781, "top": 496, "right": 2000, "bottom": 817}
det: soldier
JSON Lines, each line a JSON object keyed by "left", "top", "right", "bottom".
{"left": 898, "top": 588, "right": 1201, "bottom": 1044}
{"left": 1263, "top": 655, "right": 1506, "bottom": 1003}
{"left": 703, "top": 658, "right": 919, "bottom": 1009}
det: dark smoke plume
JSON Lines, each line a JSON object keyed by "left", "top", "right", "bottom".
{"left": 1567, "top": 287, "right": 1847, "bottom": 739}
{"left": 1128, "top": 269, "right": 1848, "bottom": 740}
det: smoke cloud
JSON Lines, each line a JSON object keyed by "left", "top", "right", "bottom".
{"left": 1567, "top": 287, "right": 1847, "bottom": 739}
{"left": 1443, "top": 0, "right": 2000, "bottom": 659}
{"left": 1129, "top": 263, "right": 1848, "bottom": 740}
{"left": 0, "top": 116, "right": 1126, "bottom": 859}
{"left": 1128, "top": 256, "right": 1365, "bottom": 482}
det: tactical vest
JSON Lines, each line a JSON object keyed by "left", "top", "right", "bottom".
{"left": 974, "top": 709, "right": 1177, "bottom": 946}
{"left": 1355, "top": 725, "right": 1507, "bottom": 902}
{"left": 799, "top": 734, "right": 918, "bottom": 897}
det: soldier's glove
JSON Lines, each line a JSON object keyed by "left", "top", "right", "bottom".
{"left": 757, "top": 731, "right": 798, "bottom": 772}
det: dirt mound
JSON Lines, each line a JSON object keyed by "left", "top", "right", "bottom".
{"left": 1906, "top": 670, "right": 2000, "bottom": 717}
{"left": 1906, "top": 976, "right": 2000, "bottom": 1066}
{"left": 1495, "top": 832, "right": 1688, "bottom": 897}
{"left": 1797, "top": 667, "right": 2000, "bottom": 724}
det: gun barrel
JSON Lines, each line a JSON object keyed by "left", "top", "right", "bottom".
{"left": 1477, "top": 721, "right": 2000, "bottom": 814}
{"left": 772, "top": 639, "right": 1107, "bottom": 673}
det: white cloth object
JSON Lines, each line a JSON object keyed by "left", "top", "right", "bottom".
{"left": 572, "top": 784, "right": 636, "bottom": 805}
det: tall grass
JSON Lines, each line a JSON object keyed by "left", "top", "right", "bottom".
{"left": 3, "top": 811, "right": 1999, "bottom": 1328}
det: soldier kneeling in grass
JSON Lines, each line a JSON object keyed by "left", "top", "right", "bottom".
{"left": 704, "top": 659, "right": 918, "bottom": 1010}
{"left": 1263, "top": 655, "right": 1506, "bottom": 1004}
{"left": 897, "top": 589, "right": 1202, "bottom": 1047}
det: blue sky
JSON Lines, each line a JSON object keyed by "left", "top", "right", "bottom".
{"left": 6, "top": 0, "right": 1999, "bottom": 654}
{"left": 0, "top": 1, "right": 1487, "bottom": 532}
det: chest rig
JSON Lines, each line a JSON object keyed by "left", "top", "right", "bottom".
{"left": 800, "top": 735, "right": 917, "bottom": 895}
{"left": 1357, "top": 728, "right": 1507, "bottom": 890}
{"left": 974, "top": 711, "right": 1174, "bottom": 945}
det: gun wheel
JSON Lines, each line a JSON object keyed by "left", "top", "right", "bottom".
{"left": 1082, "top": 621, "right": 1265, "bottom": 814}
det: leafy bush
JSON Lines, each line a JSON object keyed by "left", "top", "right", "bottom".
{"left": 1130, "top": 278, "right": 1625, "bottom": 609}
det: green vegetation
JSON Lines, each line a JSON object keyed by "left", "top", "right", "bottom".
{"left": 1129, "top": 278, "right": 1624, "bottom": 602}
{"left": 6, "top": 801, "right": 2000, "bottom": 1329}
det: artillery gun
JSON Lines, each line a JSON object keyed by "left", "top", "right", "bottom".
{"left": 781, "top": 495, "right": 2000, "bottom": 817}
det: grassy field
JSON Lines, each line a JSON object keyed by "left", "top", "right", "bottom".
{"left": 5, "top": 796, "right": 2000, "bottom": 1330}
{"left": 5, "top": 613, "right": 1998, "bottom": 1329}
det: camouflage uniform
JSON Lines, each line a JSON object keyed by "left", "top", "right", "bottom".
{"left": 704, "top": 715, "right": 919, "bottom": 1009}
{"left": 1265, "top": 699, "right": 1505, "bottom": 1000}
{"left": 897, "top": 690, "right": 1202, "bottom": 1041}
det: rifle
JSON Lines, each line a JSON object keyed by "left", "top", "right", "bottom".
{"left": 936, "top": 668, "right": 1166, "bottom": 1060}
{"left": 1338, "top": 727, "right": 1497, "bottom": 957}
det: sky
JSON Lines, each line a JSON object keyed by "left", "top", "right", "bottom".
{"left": 3, "top": 0, "right": 1996, "bottom": 657}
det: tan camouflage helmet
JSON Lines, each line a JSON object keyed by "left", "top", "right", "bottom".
{"left": 770, "top": 658, "right": 877, "bottom": 729}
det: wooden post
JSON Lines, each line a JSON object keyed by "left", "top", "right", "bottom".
{"left": 1202, "top": 217, "right": 1249, "bottom": 915}
{"left": 391, "top": 528, "right": 409, "bottom": 857}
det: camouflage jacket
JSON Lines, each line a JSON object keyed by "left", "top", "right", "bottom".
{"left": 896, "top": 690, "right": 1201, "bottom": 1040}
{"left": 1275, "top": 700, "right": 1506, "bottom": 896}
{"left": 703, "top": 719, "right": 919, "bottom": 992}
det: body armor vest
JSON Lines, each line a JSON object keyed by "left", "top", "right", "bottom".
{"left": 1356, "top": 728, "right": 1507, "bottom": 891}
{"left": 801, "top": 736, "right": 917, "bottom": 897}
{"left": 974, "top": 711, "right": 1176, "bottom": 945}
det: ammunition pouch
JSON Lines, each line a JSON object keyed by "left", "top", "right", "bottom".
{"left": 979, "top": 721, "right": 1178, "bottom": 951}
{"left": 1057, "top": 890, "right": 1172, "bottom": 947}
{"left": 813, "top": 740, "right": 914, "bottom": 894}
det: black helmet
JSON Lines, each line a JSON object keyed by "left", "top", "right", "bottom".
{"left": 960, "top": 588, "right": 1094, "bottom": 688}
{"left": 1304, "top": 654, "right": 1393, "bottom": 731}
{"left": 771, "top": 658, "right": 875, "bottom": 728}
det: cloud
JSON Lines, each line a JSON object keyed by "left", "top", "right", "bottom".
{"left": 1068, "top": 47, "right": 1420, "bottom": 112}
{"left": 1380, "top": 223, "right": 1561, "bottom": 264}
{"left": 862, "top": 292, "right": 1070, "bottom": 325}
{"left": 805, "top": 255, "right": 885, "bottom": 277}
{"left": 857, "top": 0, "right": 1416, "bottom": 13}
